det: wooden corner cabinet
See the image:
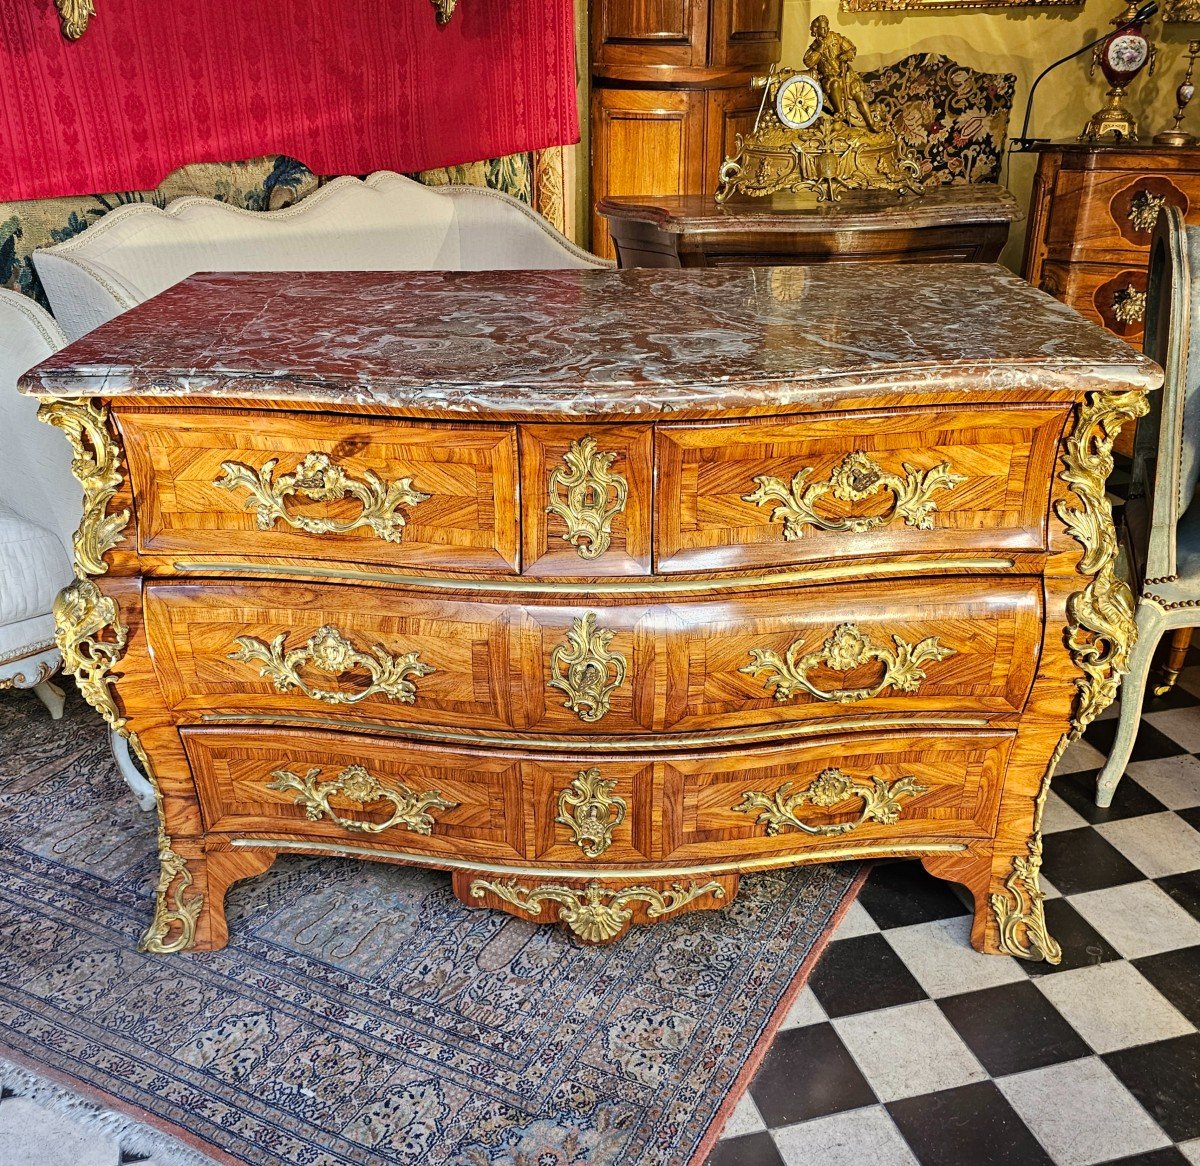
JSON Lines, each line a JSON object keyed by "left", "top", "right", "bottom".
{"left": 24, "top": 264, "right": 1158, "bottom": 963}
{"left": 589, "top": 0, "right": 783, "bottom": 258}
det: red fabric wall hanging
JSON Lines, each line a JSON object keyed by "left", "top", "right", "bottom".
{"left": 0, "top": 0, "right": 579, "bottom": 201}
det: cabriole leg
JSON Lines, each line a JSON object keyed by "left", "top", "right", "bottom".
{"left": 1096, "top": 601, "right": 1166, "bottom": 808}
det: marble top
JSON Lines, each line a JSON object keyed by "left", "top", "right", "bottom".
{"left": 23, "top": 265, "right": 1160, "bottom": 421}
{"left": 598, "top": 186, "right": 1024, "bottom": 234}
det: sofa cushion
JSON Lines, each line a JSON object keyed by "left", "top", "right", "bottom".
{"left": 0, "top": 503, "right": 73, "bottom": 626}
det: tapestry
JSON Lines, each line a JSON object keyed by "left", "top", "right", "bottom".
{"left": 0, "top": 691, "right": 862, "bottom": 1166}
{"left": 0, "top": 0, "right": 577, "bottom": 202}
{"left": 863, "top": 53, "right": 1017, "bottom": 189}
{"left": 0, "top": 152, "right": 535, "bottom": 310}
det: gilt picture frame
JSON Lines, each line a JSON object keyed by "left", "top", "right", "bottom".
{"left": 841, "top": 0, "right": 1080, "bottom": 11}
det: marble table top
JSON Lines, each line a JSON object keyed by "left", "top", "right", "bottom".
{"left": 598, "top": 186, "right": 1024, "bottom": 234}
{"left": 23, "top": 265, "right": 1160, "bottom": 421}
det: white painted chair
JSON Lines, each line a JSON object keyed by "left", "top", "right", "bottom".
{"left": 33, "top": 172, "right": 608, "bottom": 340}
{"left": 0, "top": 288, "right": 154, "bottom": 810}
{"left": 1096, "top": 205, "right": 1200, "bottom": 807}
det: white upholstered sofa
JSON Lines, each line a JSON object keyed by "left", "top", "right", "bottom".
{"left": 0, "top": 289, "right": 73, "bottom": 715}
{"left": 0, "top": 288, "right": 155, "bottom": 809}
{"left": 35, "top": 171, "right": 608, "bottom": 339}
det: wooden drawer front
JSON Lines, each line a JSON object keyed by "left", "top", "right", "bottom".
{"left": 119, "top": 410, "right": 520, "bottom": 574}
{"left": 1047, "top": 171, "right": 1193, "bottom": 261}
{"left": 661, "top": 730, "right": 1011, "bottom": 861}
{"left": 1039, "top": 262, "right": 1147, "bottom": 343}
{"left": 521, "top": 425, "right": 653, "bottom": 577}
{"left": 146, "top": 577, "right": 1039, "bottom": 737}
{"left": 145, "top": 582, "right": 519, "bottom": 732}
{"left": 657, "top": 577, "right": 1041, "bottom": 731}
{"left": 655, "top": 406, "right": 1066, "bottom": 573}
{"left": 527, "top": 759, "right": 656, "bottom": 862}
{"left": 182, "top": 726, "right": 526, "bottom": 860}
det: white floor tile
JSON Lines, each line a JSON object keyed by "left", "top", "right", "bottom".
{"left": 834, "top": 899, "right": 879, "bottom": 939}
{"left": 1095, "top": 812, "right": 1200, "bottom": 878}
{"left": 1142, "top": 710, "right": 1200, "bottom": 758}
{"left": 1055, "top": 739, "right": 1109, "bottom": 776}
{"left": 998, "top": 1057, "right": 1170, "bottom": 1165}
{"left": 719, "top": 1090, "right": 767, "bottom": 1138}
{"left": 1069, "top": 881, "right": 1200, "bottom": 959}
{"left": 773, "top": 1106, "right": 919, "bottom": 1166}
{"left": 0, "top": 1098, "right": 119, "bottom": 1166}
{"left": 1033, "top": 960, "right": 1193, "bottom": 1054}
{"left": 1042, "top": 791, "right": 1089, "bottom": 834}
{"left": 778, "top": 985, "right": 827, "bottom": 1030}
{"left": 1120, "top": 752, "right": 1200, "bottom": 809}
{"left": 882, "top": 915, "right": 1026, "bottom": 999}
{"left": 832, "top": 1000, "right": 987, "bottom": 1103}
{"left": 1179, "top": 1136, "right": 1200, "bottom": 1164}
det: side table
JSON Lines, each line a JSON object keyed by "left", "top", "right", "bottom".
{"left": 598, "top": 187, "right": 1022, "bottom": 268}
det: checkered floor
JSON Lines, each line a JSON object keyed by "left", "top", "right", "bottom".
{"left": 709, "top": 661, "right": 1200, "bottom": 1166}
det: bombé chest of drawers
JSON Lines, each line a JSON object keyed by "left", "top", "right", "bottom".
{"left": 23, "top": 264, "right": 1158, "bottom": 962}
{"left": 1023, "top": 142, "right": 1200, "bottom": 348}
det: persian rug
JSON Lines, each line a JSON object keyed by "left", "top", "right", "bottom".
{"left": 0, "top": 691, "right": 862, "bottom": 1166}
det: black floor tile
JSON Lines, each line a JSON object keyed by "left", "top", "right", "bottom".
{"left": 1100, "top": 1149, "right": 1193, "bottom": 1165}
{"left": 938, "top": 981, "right": 1091, "bottom": 1077}
{"left": 887, "top": 1082, "right": 1053, "bottom": 1166}
{"left": 1105, "top": 1033, "right": 1200, "bottom": 1142}
{"left": 706, "top": 1131, "right": 786, "bottom": 1166}
{"left": 1040, "top": 827, "right": 1146, "bottom": 896}
{"left": 808, "top": 934, "right": 927, "bottom": 1019}
{"left": 1158, "top": 869, "right": 1200, "bottom": 921}
{"left": 1022, "top": 897, "right": 1124, "bottom": 977}
{"left": 1134, "top": 945, "right": 1200, "bottom": 1027}
{"left": 1052, "top": 769, "right": 1168, "bottom": 826}
{"left": 857, "top": 860, "right": 971, "bottom": 930}
{"left": 1181, "top": 806, "right": 1200, "bottom": 836}
{"left": 1082, "top": 717, "right": 1189, "bottom": 766}
{"left": 748, "top": 1022, "right": 877, "bottom": 1127}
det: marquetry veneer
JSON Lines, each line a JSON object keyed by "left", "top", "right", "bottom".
{"left": 22, "top": 265, "right": 1159, "bottom": 960}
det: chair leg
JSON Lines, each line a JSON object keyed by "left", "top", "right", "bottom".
{"left": 1095, "top": 605, "right": 1165, "bottom": 808}
{"left": 32, "top": 680, "right": 65, "bottom": 720}
{"left": 109, "top": 730, "right": 157, "bottom": 812}
{"left": 1154, "top": 626, "right": 1195, "bottom": 696}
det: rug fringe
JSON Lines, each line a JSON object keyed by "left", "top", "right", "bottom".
{"left": 0, "top": 1055, "right": 219, "bottom": 1166}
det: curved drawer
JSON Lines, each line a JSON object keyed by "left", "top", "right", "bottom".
{"left": 119, "top": 409, "right": 521, "bottom": 574}
{"left": 146, "top": 576, "right": 1041, "bottom": 736}
{"left": 655, "top": 404, "right": 1068, "bottom": 574}
{"left": 180, "top": 724, "right": 1012, "bottom": 864}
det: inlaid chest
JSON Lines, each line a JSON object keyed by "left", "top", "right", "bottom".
{"left": 22, "top": 264, "right": 1159, "bottom": 961}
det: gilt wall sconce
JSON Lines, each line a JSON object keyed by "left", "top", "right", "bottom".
{"left": 54, "top": 0, "right": 461, "bottom": 40}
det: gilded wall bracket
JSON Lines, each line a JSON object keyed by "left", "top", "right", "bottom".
{"left": 54, "top": 0, "right": 94, "bottom": 39}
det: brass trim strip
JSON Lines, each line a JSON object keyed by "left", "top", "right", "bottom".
{"left": 230, "top": 837, "right": 969, "bottom": 876}
{"left": 171, "top": 557, "right": 1018, "bottom": 595}
{"left": 197, "top": 712, "right": 996, "bottom": 751}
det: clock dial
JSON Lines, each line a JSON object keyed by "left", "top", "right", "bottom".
{"left": 776, "top": 75, "right": 824, "bottom": 131}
